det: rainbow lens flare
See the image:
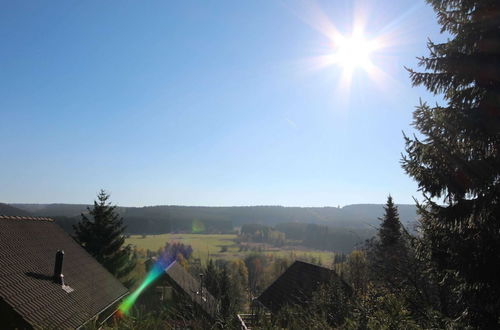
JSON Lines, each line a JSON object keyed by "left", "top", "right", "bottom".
{"left": 118, "top": 256, "right": 177, "bottom": 316}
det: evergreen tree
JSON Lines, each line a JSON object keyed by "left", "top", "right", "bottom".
{"left": 403, "top": 1, "right": 500, "bottom": 327}
{"left": 368, "top": 198, "right": 438, "bottom": 325}
{"left": 74, "top": 190, "right": 136, "bottom": 285}
{"left": 218, "top": 266, "right": 234, "bottom": 320}
{"left": 203, "top": 260, "right": 239, "bottom": 326}
{"left": 378, "top": 195, "right": 403, "bottom": 249}
{"left": 369, "top": 196, "right": 406, "bottom": 287}
{"left": 203, "top": 259, "right": 221, "bottom": 299}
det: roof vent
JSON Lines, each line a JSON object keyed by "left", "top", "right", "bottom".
{"left": 53, "top": 250, "right": 74, "bottom": 293}
{"left": 53, "top": 250, "right": 64, "bottom": 285}
{"left": 199, "top": 273, "right": 204, "bottom": 297}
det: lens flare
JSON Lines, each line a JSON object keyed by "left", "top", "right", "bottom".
{"left": 118, "top": 256, "right": 177, "bottom": 316}
{"left": 192, "top": 219, "right": 205, "bottom": 233}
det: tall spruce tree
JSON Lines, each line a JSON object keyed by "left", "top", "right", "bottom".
{"left": 74, "top": 190, "right": 136, "bottom": 285}
{"left": 403, "top": 1, "right": 500, "bottom": 327}
{"left": 369, "top": 196, "right": 406, "bottom": 287}
{"left": 378, "top": 195, "right": 403, "bottom": 249}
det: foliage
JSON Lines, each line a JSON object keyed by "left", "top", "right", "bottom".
{"left": 345, "top": 250, "right": 369, "bottom": 296}
{"left": 378, "top": 196, "right": 402, "bottom": 248}
{"left": 239, "top": 224, "right": 286, "bottom": 246}
{"left": 227, "top": 259, "right": 249, "bottom": 309}
{"left": 244, "top": 254, "right": 267, "bottom": 294}
{"left": 161, "top": 242, "right": 193, "bottom": 260}
{"left": 367, "top": 196, "right": 407, "bottom": 288}
{"left": 265, "top": 275, "right": 353, "bottom": 329}
{"left": 276, "top": 222, "right": 374, "bottom": 253}
{"left": 202, "top": 259, "right": 243, "bottom": 327}
{"left": 345, "top": 286, "right": 421, "bottom": 330}
{"left": 73, "top": 190, "right": 136, "bottom": 286}
{"left": 105, "top": 297, "right": 214, "bottom": 330}
{"left": 403, "top": 0, "right": 500, "bottom": 327}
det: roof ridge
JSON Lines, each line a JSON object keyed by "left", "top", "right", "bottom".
{"left": 0, "top": 215, "right": 54, "bottom": 222}
{"left": 292, "top": 259, "right": 332, "bottom": 270}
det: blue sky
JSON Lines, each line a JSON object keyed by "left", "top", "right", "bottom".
{"left": 0, "top": 0, "right": 444, "bottom": 206}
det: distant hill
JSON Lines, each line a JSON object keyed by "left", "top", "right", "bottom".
{"left": 339, "top": 204, "right": 418, "bottom": 228}
{"left": 0, "top": 203, "right": 31, "bottom": 216}
{"left": 10, "top": 203, "right": 418, "bottom": 234}
{"left": 10, "top": 203, "right": 89, "bottom": 217}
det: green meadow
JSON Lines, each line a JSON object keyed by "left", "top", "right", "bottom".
{"left": 126, "top": 233, "right": 335, "bottom": 265}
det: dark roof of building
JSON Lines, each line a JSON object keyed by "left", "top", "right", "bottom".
{"left": 256, "top": 260, "right": 347, "bottom": 313}
{"left": 0, "top": 215, "right": 128, "bottom": 329}
{"left": 164, "top": 261, "right": 218, "bottom": 318}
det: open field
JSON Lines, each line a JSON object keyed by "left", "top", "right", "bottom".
{"left": 127, "top": 233, "right": 236, "bottom": 260}
{"left": 126, "top": 233, "right": 335, "bottom": 265}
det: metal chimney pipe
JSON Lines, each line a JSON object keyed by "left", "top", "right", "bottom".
{"left": 199, "top": 273, "right": 204, "bottom": 297}
{"left": 53, "top": 250, "right": 64, "bottom": 284}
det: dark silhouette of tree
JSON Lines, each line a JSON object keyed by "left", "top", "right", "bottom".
{"left": 204, "top": 259, "right": 220, "bottom": 299}
{"left": 203, "top": 260, "right": 240, "bottom": 326}
{"left": 218, "top": 266, "right": 233, "bottom": 320}
{"left": 363, "top": 198, "right": 440, "bottom": 325}
{"left": 378, "top": 195, "right": 403, "bottom": 249}
{"left": 403, "top": 1, "right": 500, "bottom": 327}
{"left": 73, "top": 190, "right": 136, "bottom": 286}
{"left": 368, "top": 196, "right": 406, "bottom": 287}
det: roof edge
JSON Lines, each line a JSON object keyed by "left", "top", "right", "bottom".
{"left": 0, "top": 215, "right": 54, "bottom": 222}
{"left": 76, "top": 291, "right": 129, "bottom": 330}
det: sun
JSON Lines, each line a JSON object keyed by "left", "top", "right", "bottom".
{"left": 292, "top": 1, "right": 403, "bottom": 104}
{"left": 333, "top": 33, "right": 378, "bottom": 70}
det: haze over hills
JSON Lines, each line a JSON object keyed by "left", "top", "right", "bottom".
{"left": 8, "top": 203, "right": 418, "bottom": 231}
{"left": 3, "top": 202, "right": 419, "bottom": 253}
{"left": 0, "top": 203, "right": 31, "bottom": 216}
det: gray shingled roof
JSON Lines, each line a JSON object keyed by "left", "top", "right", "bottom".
{"left": 256, "top": 260, "right": 347, "bottom": 313}
{"left": 164, "top": 261, "right": 218, "bottom": 318}
{"left": 0, "top": 215, "right": 128, "bottom": 329}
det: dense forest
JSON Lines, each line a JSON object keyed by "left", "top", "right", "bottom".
{"left": 9, "top": 203, "right": 417, "bottom": 234}
{"left": 240, "top": 223, "right": 374, "bottom": 253}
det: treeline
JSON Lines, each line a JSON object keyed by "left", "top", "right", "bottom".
{"left": 276, "top": 223, "right": 374, "bottom": 253}
{"left": 239, "top": 224, "right": 286, "bottom": 246}
{"left": 11, "top": 203, "right": 418, "bottom": 229}
{"left": 54, "top": 215, "right": 234, "bottom": 235}
{"left": 238, "top": 223, "right": 374, "bottom": 253}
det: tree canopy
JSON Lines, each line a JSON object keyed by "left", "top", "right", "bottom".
{"left": 73, "top": 190, "right": 136, "bottom": 286}
{"left": 403, "top": 0, "right": 500, "bottom": 327}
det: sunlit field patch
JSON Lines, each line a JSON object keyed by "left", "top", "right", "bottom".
{"left": 126, "top": 233, "right": 334, "bottom": 265}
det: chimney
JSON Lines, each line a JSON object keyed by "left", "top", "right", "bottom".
{"left": 199, "top": 273, "right": 204, "bottom": 297}
{"left": 53, "top": 250, "right": 65, "bottom": 285}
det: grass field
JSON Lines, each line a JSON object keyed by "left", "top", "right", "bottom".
{"left": 126, "top": 233, "right": 335, "bottom": 265}
{"left": 127, "top": 233, "right": 236, "bottom": 261}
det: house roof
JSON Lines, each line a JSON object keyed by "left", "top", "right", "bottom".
{"left": 256, "top": 260, "right": 346, "bottom": 313}
{"left": 0, "top": 215, "right": 128, "bottom": 329}
{"left": 164, "top": 261, "right": 218, "bottom": 318}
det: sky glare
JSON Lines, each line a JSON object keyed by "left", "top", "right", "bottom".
{"left": 0, "top": 0, "right": 445, "bottom": 206}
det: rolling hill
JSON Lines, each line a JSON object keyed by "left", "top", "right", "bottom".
{"left": 0, "top": 203, "right": 31, "bottom": 216}
{"left": 8, "top": 203, "right": 418, "bottom": 234}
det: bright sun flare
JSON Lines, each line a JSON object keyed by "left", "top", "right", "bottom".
{"left": 296, "top": 2, "right": 399, "bottom": 103}
{"left": 333, "top": 34, "right": 378, "bottom": 70}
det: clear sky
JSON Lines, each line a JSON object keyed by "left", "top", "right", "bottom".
{"left": 0, "top": 0, "right": 445, "bottom": 207}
